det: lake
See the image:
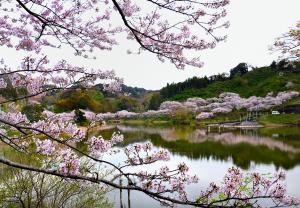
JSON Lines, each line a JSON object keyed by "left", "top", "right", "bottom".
{"left": 95, "top": 125, "right": 300, "bottom": 208}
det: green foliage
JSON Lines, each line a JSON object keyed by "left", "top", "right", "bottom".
{"left": 116, "top": 95, "right": 142, "bottom": 112}
{"left": 75, "top": 109, "right": 88, "bottom": 125}
{"left": 21, "top": 104, "right": 43, "bottom": 122}
{"left": 148, "top": 92, "right": 163, "bottom": 110}
{"left": 0, "top": 170, "right": 112, "bottom": 208}
{"left": 119, "top": 84, "right": 147, "bottom": 97}
{"left": 53, "top": 89, "right": 105, "bottom": 112}
{"left": 0, "top": 76, "right": 22, "bottom": 99}
{"left": 170, "top": 109, "right": 194, "bottom": 125}
{"left": 229, "top": 63, "right": 248, "bottom": 78}
{"left": 49, "top": 88, "right": 145, "bottom": 113}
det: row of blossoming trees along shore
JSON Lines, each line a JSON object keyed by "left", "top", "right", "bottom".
{"left": 0, "top": 0, "right": 300, "bottom": 207}
{"left": 80, "top": 91, "right": 299, "bottom": 121}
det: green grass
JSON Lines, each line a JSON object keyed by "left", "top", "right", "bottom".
{"left": 258, "top": 114, "right": 300, "bottom": 126}
{"left": 283, "top": 97, "right": 300, "bottom": 106}
{"left": 195, "top": 111, "right": 247, "bottom": 127}
{"left": 107, "top": 118, "right": 173, "bottom": 126}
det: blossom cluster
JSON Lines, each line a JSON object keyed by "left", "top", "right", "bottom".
{"left": 0, "top": 0, "right": 120, "bottom": 58}
{"left": 158, "top": 91, "right": 299, "bottom": 120}
{"left": 31, "top": 117, "right": 85, "bottom": 142}
{"left": 35, "top": 139, "right": 56, "bottom": 156}
{"left": 0, "top": 0, "right": 229, "bottom": 68}
{"left": 137, "top": 162, "right": 198, "bottom": 201}
{"left": 80, "top": 91, "right": 299, "bottom": 122}
{"left": 125, "top": 142, "right": 170, "bottom": 165}
{"left": 200, "top": 167, "right": 300, "bottom": 207}
{"left": 81, "top": 109, "right": 171, "bottom": 122}
{"left": 271, "top": 21, "right": 300, "bottom": 61}
{"left": 58, "top": 149, "right": 81, "bottom": 175}
{"left": 0, "top": 57, "right": 123, "bottom": 100}
{"left": 87, "top": 132, "right": 124, "bottom": 157}
{"left": 122, "top": 142, "right": 199, "bottom": 200}
{"left": 0, "top": 110, "right": 29, "bottom": 125}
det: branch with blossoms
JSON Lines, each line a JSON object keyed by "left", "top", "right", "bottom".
{"left": 0, "top": 153, "right": 299, "bottom": 208}
{"left": 271, "top": 21, "right": 300, "bottom": 61}
{"left": 0, "top": 56, "right": 123, "bottom": 104}
{"left": 0, "top": 110, "right": 299, "bottom": 207}
{"left": 1, "top": 0, "right": 120, "bottom": 56}
{"left": 111, "top": 0, "right": 230, "bottom": 68}
{"left": 1, "top": 0, "right": 229, "bottom": 68}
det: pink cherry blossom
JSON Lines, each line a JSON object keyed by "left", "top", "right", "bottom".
{"left": 35, "top": 139, "right": 56, "bottom": 156}
{"left": 196, "top": 112, "right": 214, "bottom": 120}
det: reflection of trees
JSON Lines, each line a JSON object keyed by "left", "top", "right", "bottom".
{"left": 116, "top": 125, "right": 300, "bottom": 153}
{"left": 191, "top": 130, "right": 300, "bottom": 153}
{"left": 114, "top": 125, "right": 300, "bottom": 170}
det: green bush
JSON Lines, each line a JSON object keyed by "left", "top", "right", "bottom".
{"left": 75, "top": 109, "right": 88, "bottom": 125}
{"left": 170, "top": 109, "right": 194, "bottom": 125}
{"left": 21, "top": 104, "right": 43, "bottom": 122}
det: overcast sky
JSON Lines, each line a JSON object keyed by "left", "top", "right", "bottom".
{"left": 104, "top": 0, "right": 299, "bottom": 90}
{"left": 1, "top": 0, "right": 300, "bottom": 90}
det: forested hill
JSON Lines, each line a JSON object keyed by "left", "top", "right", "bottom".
{"left": 159, "top": 61, "right": 300, "bottom": 101}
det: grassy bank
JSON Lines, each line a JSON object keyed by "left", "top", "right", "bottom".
{"left": 258, "top": 114, "right": 300, "bottom": 126}
{"left": 196, "top": 111, "right": 245, "bottom": 126}
{"left": 107, "top": 118, "right": 173, "bottom": 126}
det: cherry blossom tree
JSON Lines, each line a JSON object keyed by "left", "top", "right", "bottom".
{"left": 156, "top": 91, "right": 299, "bottom": 116}
{"left": 0, "top": 0, "right": 299, "bottom": 207}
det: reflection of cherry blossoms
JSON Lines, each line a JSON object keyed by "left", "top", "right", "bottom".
{"left": 116, "top": 125, "right": 300, "bottom": 154}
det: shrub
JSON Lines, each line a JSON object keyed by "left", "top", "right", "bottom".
{"left": 21, "top": 104, "right": 43, "bottom": 122}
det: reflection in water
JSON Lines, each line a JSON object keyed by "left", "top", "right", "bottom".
{"left": 99, "top": 125, "right": 300, "bottom": 207}
{"left": 99, "top": 125, "right": 300, "bottom": 170}
{"left": 1, "top": 125, "right": 300, "bottom": 207}
{"left": 117, "top": 125, "right": 300, "bottom": 153}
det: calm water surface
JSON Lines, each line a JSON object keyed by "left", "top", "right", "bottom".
{"left": 96, "top": 125, "right": 300, "bottom": 208}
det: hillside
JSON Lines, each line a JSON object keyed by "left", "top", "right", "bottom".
{"left": 160, "top": 61, "right": 300, "bottom": 101}
{"left": 43, "top": 84, "right": 150, "bottom": 113}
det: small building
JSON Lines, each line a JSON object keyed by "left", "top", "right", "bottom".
{"left": 271, "top": 110, "right": 280, "bottom": 115}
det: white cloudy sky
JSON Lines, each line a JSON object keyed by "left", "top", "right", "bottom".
{"left": 1, "top": 0, "right": 300, "bottom": 90}
{"left": 106, "top": 0, "right": 299, "bottom": 90}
